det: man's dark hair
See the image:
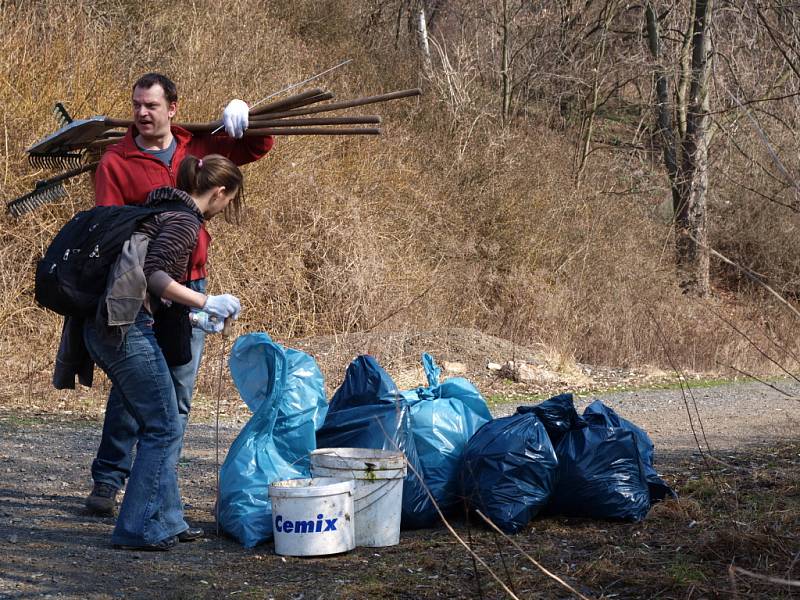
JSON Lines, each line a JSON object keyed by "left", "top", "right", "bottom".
{"left": 132, "top": 73, "right": 178, "bottom": 104}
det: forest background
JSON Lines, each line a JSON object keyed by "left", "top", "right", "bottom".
{"left": 2, "top": 0, "right": 800, "bottom": 409}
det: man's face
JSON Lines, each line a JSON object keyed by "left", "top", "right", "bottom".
{"left": 132, "top": 84, "right": 176, "bottom": 140}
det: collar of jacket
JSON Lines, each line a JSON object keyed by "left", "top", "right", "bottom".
{"left": 117, "top": 124, "right": 193, "bottom": 159}
{"left": 145, "top": 187, "right": 205, "bottom": 221}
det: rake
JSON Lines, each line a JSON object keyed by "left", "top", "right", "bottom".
{"left": 5, "top": 162, "right": 98, "bottom": 217}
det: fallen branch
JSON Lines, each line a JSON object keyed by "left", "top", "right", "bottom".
{"left": 474, "top": 510, "right": 595, "bottom": 600}
{"left": 729, "top": 565, "right": 800, "bottom": 588}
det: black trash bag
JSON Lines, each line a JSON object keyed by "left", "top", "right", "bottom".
{"left": 462, "top": 412, "right": 558, "bottom": 533}
{"left": 582, "top": 400, "right": 675, "bottom": 502}
{"left": 517, "top": 392, "right": 586, "bottom": 446}
{"left": 548, "top": 425, "right": 651, "bottom": 521}
{"left": 315, "top": 355, "right": 429, "bottom": 529}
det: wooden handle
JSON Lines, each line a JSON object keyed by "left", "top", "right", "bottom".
{"left": 222, "top": 317, "right": 234, "bottom": 337}
{"left": 248, "top": 115, "right": 382, "bottom": 127}
{"left": 243, "top": 127, "right": 381, "bottom": 136}
{"left": 248, "top": 88, "right": 328, "bottom": 116}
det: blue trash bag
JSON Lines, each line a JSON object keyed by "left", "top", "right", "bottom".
{"left": 316, "top": 355, "right": 429, "bottom": 529}
{"left": 462, "top": 412, "right": 558, "bottom": 533}
{"left": 518, "top": 392, "right": 586, "bottom": 446}
{"left": 582, "top": 400, "right": 675, "bottom": 502}
{"left": 404, "top": 353, "right": 493, "bottom": 527}
{"left": 217, "top": 333, "right": 328, "bottom": 548}
{"left": 548, "top": 425, "right": 651, "bottom": 521}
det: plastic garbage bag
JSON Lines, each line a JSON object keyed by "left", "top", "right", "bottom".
{"left": 217, "top": 333, "right": 328, "bottom": 548}
{"left": 316, "top": 355, "right": 429, "bottom": 529}
{"left": 549, "top": 425, "right": 651, "bottom": 521}
{"left": 582, "top": 400, "right": 675, "bottom": 502}
{"left": 404, "top": 353, "right": 492, "bottom": 527}
{"left": 462, "top": 411, "right": 558, "bottom": 533}
{"left": 518, "top": 392, "right": 586, "bottom": 446}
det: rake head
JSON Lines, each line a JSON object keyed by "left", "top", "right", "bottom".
{"left": 28, "top": 151, "right": 85, "bottom": 170}
{"left": 6, "top": 180, "right": 68, "bottom": 218}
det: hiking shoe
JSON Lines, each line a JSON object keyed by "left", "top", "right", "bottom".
{"left": 85, "top": 482, "right": 118, "bottom": 516}
{"left": 113, "top": 536, "right": 177, "bottom": 552}
{"left": 177, "top": 527, "right": 204, "bottom": 542}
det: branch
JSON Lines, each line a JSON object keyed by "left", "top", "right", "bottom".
{"left": 729, "top": 565, "right": 800, "bottom": 588}
{"left": 474, "top": 510, "right": 595, "bottom": 600}
{"left": 689, "top": 233, "right": 800, "bottom": 322}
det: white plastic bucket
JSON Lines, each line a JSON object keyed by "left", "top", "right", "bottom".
{"left": 310, "top": 448, "right": 407, "bottom": 547}
{"left": 268, "top": 477, "right": 355, "bottom": 556}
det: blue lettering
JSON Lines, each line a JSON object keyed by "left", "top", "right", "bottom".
{"left": 274, "top": 514, "right": 340, "bottom": 534}
{"left": 295, "top": 520, "right": 315, "bottom": 534}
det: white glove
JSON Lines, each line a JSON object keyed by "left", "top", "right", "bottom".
{"left": 191, "top": 310, "right": 224, "bottom": 334}
{"left": 222, "top": 99, "right": 249, "bottom": 138}
{"left": 203, "top": 293, "right": 241, "bottom": 319}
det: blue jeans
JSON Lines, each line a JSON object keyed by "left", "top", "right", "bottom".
{"left": 91, "top": 279, "right": 207, "bottom": 490}
{"left": 84, "top": 310, "right": 188, "bottom": 545}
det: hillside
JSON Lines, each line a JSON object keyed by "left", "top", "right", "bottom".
{"left": 1, "top": 0, "right": 799, "bottom": 407}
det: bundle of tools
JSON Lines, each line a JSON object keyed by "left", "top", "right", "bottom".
{"left": 7, "top": 86, "right": 421, "bottom": 217}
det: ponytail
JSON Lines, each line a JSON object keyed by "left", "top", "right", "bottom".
{"left": 177, "top": 154, "right": 245, "bottom": 223}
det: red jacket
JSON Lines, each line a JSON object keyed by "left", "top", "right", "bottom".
{"left": 94, "top": 125, "right": 273, "bottom": 280}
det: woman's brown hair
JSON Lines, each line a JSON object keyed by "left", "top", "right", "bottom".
{"left": 177, "top": 154, "right": 245, "bottom": 223}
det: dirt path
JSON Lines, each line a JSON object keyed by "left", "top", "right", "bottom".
{"left": 0, "top": 380, "right": 797, "bottom": 599}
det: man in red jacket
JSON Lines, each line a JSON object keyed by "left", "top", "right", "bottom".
{"left": 87, "top": 73, "right": 273, "bottom": 522}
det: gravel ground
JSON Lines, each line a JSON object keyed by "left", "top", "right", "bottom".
{"left": 494, "top": 380, "right": 800, "bottom": 455}
{"left": 0, "top": 379, "right": 797, "bottom": 599}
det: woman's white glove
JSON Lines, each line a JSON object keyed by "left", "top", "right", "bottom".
{"left": 203, "top": 293, "right": 241, "bottom": 319}
{"left": 222, "top": 99, "right": 249, "bottom": 138}
{"left": 191, "top": 310, "right": 224, "bottom": 334}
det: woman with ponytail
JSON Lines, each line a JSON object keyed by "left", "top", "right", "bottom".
{"left": 83, "top": 154, "right": 243, "bottom": 550}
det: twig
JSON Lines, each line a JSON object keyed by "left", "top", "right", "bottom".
{"left": 730, "top": 565, "right": 800, "bottom": 588}
{"left": 648, "top": 311, "right": 719, "bottom": 486}
{"left": 702, "top": 301, "right": 800, "bottom": 385}
{"left": 474, "top": 510, "right": 594, "bottom": 600}
{"left": 689, "top": 233, "right": 800, "bottom": 322}
{"left": 716, "top": 360, "right": 798, "bottom": 400}
{"left": 373, "top": 417, "right": 521, "bottom": 600}
{"left": 465, "top": 510, "right": 485, "bottom": 600}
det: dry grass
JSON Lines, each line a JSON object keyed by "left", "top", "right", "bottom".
{"left": 1, "top": 0, "right": 799, "bottom": 415}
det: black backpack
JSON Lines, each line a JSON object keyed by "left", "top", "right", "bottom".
{"left": 35, "top": 202, "right": 196, "bottom": 317}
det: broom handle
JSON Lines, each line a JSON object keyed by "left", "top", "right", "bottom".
{"left": 244, "top": 127, "right": 380, "bottom": 136}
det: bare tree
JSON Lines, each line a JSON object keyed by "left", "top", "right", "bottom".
{"left": 646, "top": 0, "right": 713, "bottom": 296}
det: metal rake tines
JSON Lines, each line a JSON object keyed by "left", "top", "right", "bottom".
{"left": 53, "top": 102, "right": 73, "bottom": 127}
{"left": 6, "top": 181, "right": 67, "bottom": 218}
{"left": 28, "top": 151, "right": 85, "bottom": 170}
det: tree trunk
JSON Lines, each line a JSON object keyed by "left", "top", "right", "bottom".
{"left": 416, "top": 6, "right": 432, "bottom": 73}
{"left": 676, "top": 0, "right": 712, "bottom": 296}
{"left": 500, "top": 0, "right": 511, "bottom": 123}
{"left": 644, "top": 0, "right": 712, "bottom": 296}
{"left": 645, "top": 3, "right": 681, "bottom": 211}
